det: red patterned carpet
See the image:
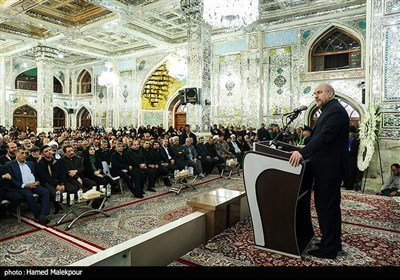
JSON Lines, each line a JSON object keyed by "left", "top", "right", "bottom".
{"left": 173, "top": 191, "right": 400, "bottom": 267}
{"left": 0, "top": 175, "right": 242, "bottom": 266}
{"left": 1, "top": 175, "right": 398, "bottom": 268}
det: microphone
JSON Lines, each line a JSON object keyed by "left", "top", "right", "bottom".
{"left": 283, "top": 105, "right": 308, "bottom": 116}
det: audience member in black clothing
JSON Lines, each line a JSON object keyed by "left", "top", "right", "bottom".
{"left": 179, "top": 124, "right": 197, "bottom": 145}
{"left": 135, "top": 140, "right": 159, "bottom": 192}
{"left": 152, "top": 141, "right": 172, "bottom": 186}
{"left": 111, "top": 142, "right": 142, "bottom": 198}
{"left": 157, "top": 138, "right": 179, "bottom": 176}
{"left": 96, "top": 140, "right": 113, "bottom": 165}
{"left": 124, "top": 140, "right": 147, "bottom": 195}
{"left": 37, "top": 145, "right": 70, "bottom": 213}
{"left": 205, "top": 136, "right": 222, "bottom": 173}
{"left": 195, "top": 136, "right": 217, "bottom": 175}
{"left": 82, "top": 145, "right": 116, "bottom": 191}
{"left": 26, "top": 146, "right": 41, "bottom": 164}
{"left": 0, "top": 142, "right": 17, "bottom": 165}
{"left": 59, "top": 145, "right": 96, "bottom": 193}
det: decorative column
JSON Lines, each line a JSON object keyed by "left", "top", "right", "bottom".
{"left": 35, "top": 45, "right": 58, "bottom": 134}
{"left": 181, "top": 0, "right": 212, "bottom": 132}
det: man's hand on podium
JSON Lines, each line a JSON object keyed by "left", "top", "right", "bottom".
{"left": 289, "top": 151, "right": 303, "bottom": 167}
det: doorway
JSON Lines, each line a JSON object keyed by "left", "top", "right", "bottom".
{"left": 13, "top": 105, "right": 37, "bottom": 134}
{"left": 78, "top": 107, "right": 92, "bottom": 129}
{"left": 174, "top": 104, "right": 187, "bottom": 131}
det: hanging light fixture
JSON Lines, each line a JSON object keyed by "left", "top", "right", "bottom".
{"left": 167, "top": 54, "right": 187, "bottom": 81}
{"left": 202, "top": 0, "right": 259, "bottom": 29}
{"left": 98, "top": 61, "right": 119, "bottom": 88}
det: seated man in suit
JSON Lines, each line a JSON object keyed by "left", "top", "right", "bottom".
{"left": 5, "top": 146, "right": 50, "bottom": 224}
{"left": 0, "top": 165, "right": 25, "bottom": 216}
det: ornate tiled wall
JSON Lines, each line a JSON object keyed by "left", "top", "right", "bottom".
{"left": 370, "top": 0, "right": 400, "bottom": 139}
{"left": 142, "top": 111, "right": 163, "bottom": 127}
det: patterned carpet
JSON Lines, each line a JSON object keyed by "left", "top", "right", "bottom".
{"left": 1, "top": 174, "right": 398, "bottom": 268}
{"left": 0, "top": 174, "right": 243, "bottom": 266}
{"left": 172, "top": 192, "right": 400, "bottom": 267}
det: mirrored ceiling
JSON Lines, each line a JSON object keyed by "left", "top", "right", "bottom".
{"left": 0, "top": 0, "right": 366, "bottom": 66}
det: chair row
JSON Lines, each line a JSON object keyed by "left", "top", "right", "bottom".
{"left": 1, "top": 193, "right": 39, "bottom": 223}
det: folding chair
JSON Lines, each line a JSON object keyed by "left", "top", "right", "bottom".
{"left": 102, "top": 161, "right": 124, "bottom": 194}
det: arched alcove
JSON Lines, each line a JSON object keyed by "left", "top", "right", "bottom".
{"left": 309, "top": 27, "right": 362, "bottom": 72}
{"left": 77, "top": 69, "right": 92, "bottom": 94}
{"left": 77, "top": 107, "right": 92, "bottom": 128}
{"left": 53, "top": 107, "right": 66, "bottom": 129}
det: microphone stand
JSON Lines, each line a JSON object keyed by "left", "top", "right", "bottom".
{"left": 269, "top": 111, "right": 302, "bottom": 148}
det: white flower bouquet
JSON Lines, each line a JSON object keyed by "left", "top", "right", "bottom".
{"left": 357, "top": 104, "right": 381, "bottom": 171}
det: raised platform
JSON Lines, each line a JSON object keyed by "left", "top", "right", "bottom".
{"left": 187, "top": 188, "right": 246, "bottom": 240}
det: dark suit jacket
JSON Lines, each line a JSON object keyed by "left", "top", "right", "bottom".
{"left": 110, "top": 151, "right": 131, "bottom": 176}
{"left": 158, "top": 146, "right": 173, "bottom": 163}
{"left": 37, "top": 157, "right": 66, "bottom": 187}
{"left": 300, "top": 98, "right": 349, "bottom": 181}
{"left": 5, "top": 160, "right": 38, "bottom": 189}
{"left": 0, "top": 165, "right": 15, "bottom": 192}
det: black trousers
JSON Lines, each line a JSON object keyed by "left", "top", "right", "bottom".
{"left": 313, "top": 176, "right": 342, "bottom": 254}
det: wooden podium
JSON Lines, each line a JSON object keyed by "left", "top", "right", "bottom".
{"left": 243, "top": 141, "right": 314, "bottom": 258}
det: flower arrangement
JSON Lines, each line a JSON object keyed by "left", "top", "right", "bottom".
{"left": 357, "top": 104, "right": 381, "bottom": 171}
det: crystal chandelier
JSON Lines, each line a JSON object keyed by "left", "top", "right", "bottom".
{"left": 167, "top": 55, "right": 187, "bottom": 81}
{"left": 202, "top": 0, "right": 259, "bottom": 29}
{"left": 34, "top": 45, "right": 59, "bottom": 61}
{"left": 98, "top": 61, "right": 119, "bottom": 88}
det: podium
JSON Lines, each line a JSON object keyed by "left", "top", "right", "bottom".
{"left": 243, "top": 141, "right": 314, "bottom": 258}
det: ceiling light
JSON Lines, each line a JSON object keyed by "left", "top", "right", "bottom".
{"left": 98, "top": 61, "right": 119, "bottom": 88}
{"left": 202, "top": 0, "right": 259, "bottom": 29}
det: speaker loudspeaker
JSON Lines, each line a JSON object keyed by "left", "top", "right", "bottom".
{"left": 179, "top": 89, "right": 186, "bottom": 105}
{"left": 185, "top": 87, "right": 198, "bottom": 104}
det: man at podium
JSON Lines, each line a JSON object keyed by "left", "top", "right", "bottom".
{"left": 289, "top": 83, "right": 349, "bottom": 259}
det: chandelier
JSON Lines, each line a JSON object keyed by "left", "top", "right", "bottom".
{"left": 34, "top": 45, "right": 59, "bottom": 61}
{"left": 202, "top": 0, "right": 259, "bottom": 29}
{"left": 98, "top": 61, "right": 119, "bottom": 88}
{"left": 167, "top": 55, "right": 187, "bottom": 81}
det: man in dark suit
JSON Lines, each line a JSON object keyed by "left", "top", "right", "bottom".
{"left": 289, "top": 83, "right": 349, "bottom": 259}
{"left": 111, "top": 142, "right": 141, "bottom": 198}
{"left": 0, "top": 165, "right": 25, "bottom": 215}
{"left": 5, "top": 146, "right": 50, "bottom": 224}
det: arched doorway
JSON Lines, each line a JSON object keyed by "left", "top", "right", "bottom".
{"left": 309, "top": 96, "right": 361, "bottom": 129}
{"left": 53, "top": 107, "right": 66, "bottom": 131}
{"left": 13, "top": 105, "right": 37, "bottom": 134}
{"left": 78, "top": 107, "right": 91, "bottom": 129}
{"left": 174, "top": 104, "right": 187, "bottom": 131}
